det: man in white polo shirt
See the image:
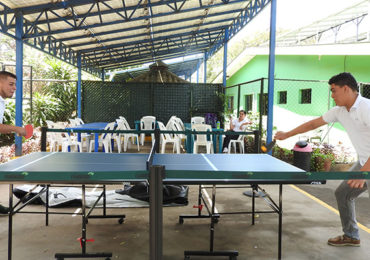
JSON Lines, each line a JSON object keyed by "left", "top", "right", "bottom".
{"left": 0, "top": 71, "right": 26, "bottom": 214}
{"left": 275, "top": 72, "right": 369, "bottom": 247}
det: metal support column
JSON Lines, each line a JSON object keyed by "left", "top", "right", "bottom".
{"left": 101, "top": 68, "right": 105, "bottom": 82}
{"left": 15, "top": 11, "right": 23, "bottom": 156}
{"left": 222, "top": 28, "right": 229, "bottom": 87}
{"left": 196, "top": 60, "right": 200, "bottom": 84}
{"left": 204, "top": 52, "right": 207, "bottom": 83}
{"left": 266, "top": 0, "right": 277, "bottom": 150}
{"left": 77, "top": 53, "right": 82, "bottom": 119}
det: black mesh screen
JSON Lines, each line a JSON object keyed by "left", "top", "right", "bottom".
{"left": 82, "top": 81, "right": 223, "bottom": 126}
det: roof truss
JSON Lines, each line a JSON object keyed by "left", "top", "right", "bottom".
{"left": 0, "top": 0, "right": 270, "bottom": 73}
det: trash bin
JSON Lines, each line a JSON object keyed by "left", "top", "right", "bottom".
{"left": 292, "top": 140, "right": 312, "bottom": 171}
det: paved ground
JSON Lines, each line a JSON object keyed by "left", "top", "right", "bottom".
{"left": 0, "top": 144, "right": 369, "bottom": 260}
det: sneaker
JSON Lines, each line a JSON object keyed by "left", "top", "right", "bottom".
{"left": 0, "top": 204, "right": 9, "bottom": 214}
{"left": 223, "top": 148, "right": 228, "bottom": 153}
{"left": 328, "top": 235, "right": 360, "bottom": 247}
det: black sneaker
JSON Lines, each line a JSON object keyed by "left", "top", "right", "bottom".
{"left": 0, "top": 204, "right": 9, "bottom": 214}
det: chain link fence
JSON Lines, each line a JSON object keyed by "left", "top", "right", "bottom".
{"left": 226, "top": 78, "right": 370, "bottom": 162}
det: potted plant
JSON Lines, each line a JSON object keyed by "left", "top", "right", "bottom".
{"left": 310, "top": 143, "right": 336, "bottom": 171}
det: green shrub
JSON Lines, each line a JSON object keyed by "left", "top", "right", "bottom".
{"left": 26, "top": 92, "right": 60, "bottom": 127}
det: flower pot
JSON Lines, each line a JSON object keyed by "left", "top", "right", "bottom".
{"left": 313, "top": 157, "right": 332, "bottom": 171}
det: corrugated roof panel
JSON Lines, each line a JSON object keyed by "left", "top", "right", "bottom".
{"left": 0, "top": 0, "right": 269, "bottom": 71}
{"left": 2, "top": 0, "right": 49, "bottom": 8}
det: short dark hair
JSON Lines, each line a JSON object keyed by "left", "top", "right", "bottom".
{"left": 0, "top": 71, "right": 17, "bottom": 80}
{"left": 239, "top": 110, "right": 246, "bottom": 115}
{"left": 328, "top": 72, "right": 358, "bottom": 92}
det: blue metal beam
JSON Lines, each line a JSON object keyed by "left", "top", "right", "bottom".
{"left": 101, "top": 68, "right": 105, "bottom": 82}
{"left": 77, "top": 53, "right": 82, "bottom": 118}
{"left": 0, "top": 0, "right": 270, "bottom": 73}
{"left": 266, "top": 0, "right": 277, "bottom": 150}
{"left": 67, "top": 19, "right": 233, "bottom": 49}
{"left": 15, "top": 11, "right": 23, "bottom": 156}
{"left": 204, "top": 51, "right": 207, "bottom": 83}
{"left": 85, "top": 39, "right": 213, "bottom": 64}
{"left": 223, "top": 28, "right": 229, "bottom": 87}
{"left": 94, "top": 43, "right": 210, "bottom": 68}
{"left": 9, "top": 0, "right": 199, "bottom": 15}
{"left": 0, "top": 2, "right": 101, "bottom": 77}
{"left": 25, "top": 7, "right": 243, "bottom": 39}
{"left": 81, "top": 30, "right": 221, "bottom": 57}
{"left": 11, "top": 0, "right": 109, "bottom": 15}
{"left": 12, "top": 0, "right": 245, "bottom": 32}
{"left": 104, "top": 51, "right": 204, "bottom": 70}
{"left": 208, "top": 0, "right": 270, "bottom": 58}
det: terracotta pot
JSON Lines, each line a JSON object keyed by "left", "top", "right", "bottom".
{"left": 313, "top": 157, "right": 332, "bottom": 171}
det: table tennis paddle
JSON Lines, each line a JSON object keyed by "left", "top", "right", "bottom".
{"left": 261, "top": 139, "right": 276, "bottom": 153}
{"left": 24, "top": 124, "right": 33, "bottom": 139}
{"left": 14, "top": 124, "right": 33, "bottom": 139}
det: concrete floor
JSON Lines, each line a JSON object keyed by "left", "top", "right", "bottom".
{"left": 0, "top": 143, "right": 369, "bottom": 260}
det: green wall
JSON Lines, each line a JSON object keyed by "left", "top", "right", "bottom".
{"left": 225, "top": 55, "right": 370, "bottom": 116}
{"left": 227, "top": 55, "right": 370, "bottom": 86}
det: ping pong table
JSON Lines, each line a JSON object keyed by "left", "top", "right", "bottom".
{"left": 0, "top": 150, "right": 368, "bottom": 260}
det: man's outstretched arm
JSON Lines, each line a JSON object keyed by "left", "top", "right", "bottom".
{"left": 275, "top": 117, "right": 327, "bottom": 140}
{"left": 0, "top": 124, "right": 26, "bottom": 136}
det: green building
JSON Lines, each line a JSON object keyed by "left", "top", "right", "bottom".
{"left": 225, "top": 55, "right": 370, "bottom": 117}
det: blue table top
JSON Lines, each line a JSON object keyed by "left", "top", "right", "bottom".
{"left": 66, "top": 122, "right": 108, "bottom": 130}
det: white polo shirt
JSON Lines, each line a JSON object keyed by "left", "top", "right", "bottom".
{"left": 322, "top": 94, "right": 370, "bottom": 166}
{"left": 0, "top": 96, "right": 5, "bottom": 123}
{"left": 232, "top": 118, "right": 249, "bottom": 132}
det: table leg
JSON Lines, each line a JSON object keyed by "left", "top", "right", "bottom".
{"left": 218, "top": 133, "right": 222, "bottom": 153}
{"left": 149, "top": 165, "right": 164, "bottom": 260}
{"left": 278, "top": 184, "right": 283, "bottom": 260}
{"left": 94, "top": 133, "right": 99, "bottom": 152}
{"left": 8, "top": 184, "right": 13, "bottom": 260}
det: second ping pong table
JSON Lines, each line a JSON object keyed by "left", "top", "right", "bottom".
{"left": 1, "top": 151, "right": 368, "bottom": 260}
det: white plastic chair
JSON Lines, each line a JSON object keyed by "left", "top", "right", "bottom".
{"left": 192, "top": 124, "right": 213, "bottom": 154}
{"left": 112, "top": 120, "right": 125, "bottom": 153}
{"left": 89, "top": 122, "right": 116, "bottom": 153}
{"left": 228, "top": 127, "right": 249, "bottom": 154}
{"left": 69, "top": 118, "right": 91, "bottom": 150}
{"left": 166, "top": 116, "right": 177, "bottom": 134}
{"left": 75, "top": 118, "right": 85, "bottom": 125}
{"left": 62, "top": 133, "right": 83, "bottom": 152}
{"left": 140, "top": 116, "right": 156, "bottom": 146}
{"left": 46, "top": 120, "right": 63, "bottom": 152}
{"left": 191, "top": 116, "right": 205, "bottom": 125}
{"left": 157, "top": 121, "right": 180, "bottom": 154}
{"left": 119, "top": 118, "right": 140, "bottom": 152}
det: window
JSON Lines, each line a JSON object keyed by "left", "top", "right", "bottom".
{"left": 245, "top": 94, "right": 253, "bottom": 112}
{"left": 278, "top": 91, "right": 287, "bottom": 104}
{"left": 227, "top": 96, "right": 234, "bottom": 111}
{"left": 362, "top": 84, "right": 370, "bottom": 99}
{"left": 258, "top": 93, "right": 268, "bottom": 116}
{"left": 300, "top": 89, "right": 311, "bottom": 104}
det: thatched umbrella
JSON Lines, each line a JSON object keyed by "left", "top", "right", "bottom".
{"left": 129, "top": 61, "right": 189, "bottom": 83}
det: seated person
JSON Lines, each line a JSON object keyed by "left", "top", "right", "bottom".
{"left": 222, "top": 110, "right": 251, "bottom": 153}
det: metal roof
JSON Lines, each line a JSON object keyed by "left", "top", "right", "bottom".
{"left": 0, "top": 0, "right": 270, "bottom": 77}
{"left": 275, "top": 0, "right": 369, "bottom": 47}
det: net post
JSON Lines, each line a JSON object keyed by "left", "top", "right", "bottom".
{"left": 253, "top": 130, "right": 260, "bottom": 153}
{"left": 154, "top": 128, "right": 160, "bottom": 153}
{"left": 41, "top": 127, "right": 47, "bottom": 152}
{"left": 149, "top": 165, "right": 165, "bottom": 260}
